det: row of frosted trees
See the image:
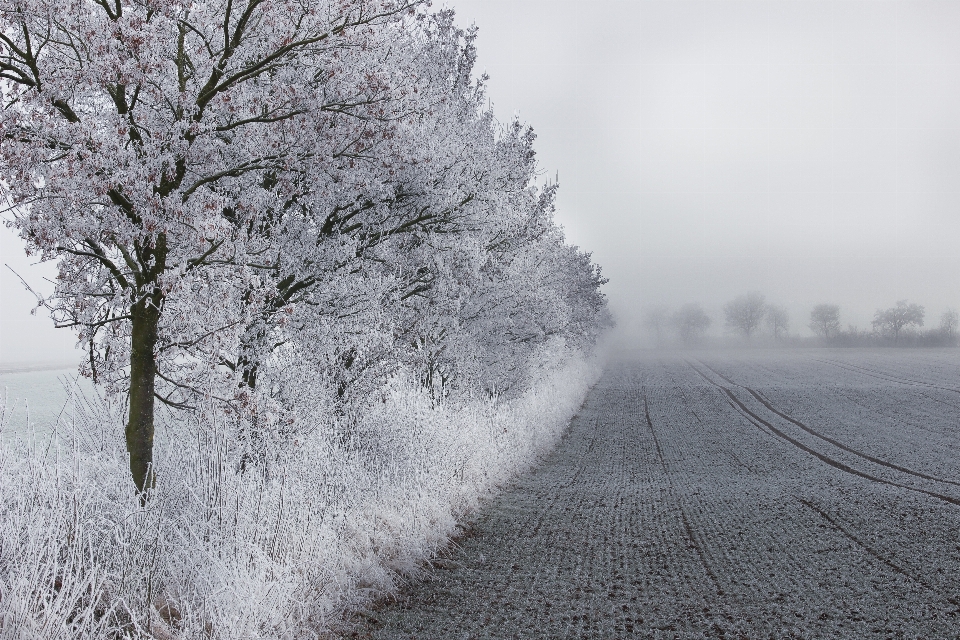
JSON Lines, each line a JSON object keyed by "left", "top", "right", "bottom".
{"left": 0, "top": 1, "right": 611, "bottom": 495}
{"left": 643, "top": 295, "right": 957, "bottom": 347}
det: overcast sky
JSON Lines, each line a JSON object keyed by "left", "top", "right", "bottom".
{"left": 449, "top": 0, "right": 960, "bottom": 339}
{"left": 2, "top": 0, "right": 960, "bottom": 363}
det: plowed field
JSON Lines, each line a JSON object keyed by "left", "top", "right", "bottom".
{"left": 356, "top": 350, "right": 960, "bottom": 639}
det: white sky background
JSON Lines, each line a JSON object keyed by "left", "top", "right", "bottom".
{"left": 1, "top": 227, "right": 76, "bottom": 366}
{"left": 2, "top": 0, "right": 959, "bottom": 364}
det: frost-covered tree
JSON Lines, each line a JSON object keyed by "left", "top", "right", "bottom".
{"left": 724, "top": 292, "right": 766, "bottom": 339}
{"left": 941, "top": 309, "right": 959, "bottom": 344}
{"left": 0, "top": 0, "right": 430, "bottom": 495}
{"left": 389, "top": 139, "right": 610, "bottom": 401}
{"left": 809, "top": 303, "right": 841, "bottom": 339}
{"left": 231, "top": 20, "right": 609, "bottom": 415}
{"left": 220, "top": 13, "right": 494, "bottom": 406}
{"left": 872, "top": 300, "right": 924, "bottom": 344}
{"left": 2, "top": 2, "right": 611, "bottom": 495}
{"left": 765, "top": 304, "right": 789, "bottom": 340}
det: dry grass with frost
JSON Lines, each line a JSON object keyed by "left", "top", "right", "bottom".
{"left": 0, "top": 350, "right": 600, "bottom": 639}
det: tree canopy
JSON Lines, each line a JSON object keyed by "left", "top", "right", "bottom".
{"left": 1, "top": 1, "right": 610, "bottom": 495}
{"left": 809, "top": 304, "right": 841, "bottom": 339}
{"left": 765, "top": 305, "right": 789, "bottom": 341}
{"left": 724, "top": 292, "right": 766, "bottom": 339}
{"left": 872, "top": 301, "right": 924, "bottom": 344}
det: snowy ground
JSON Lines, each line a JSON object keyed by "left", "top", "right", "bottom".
{"left": 353, "top": 349, "right": 960, "bottom": 639}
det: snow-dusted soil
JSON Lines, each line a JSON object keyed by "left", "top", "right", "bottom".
{"left": 353, "top": 350, "right": 960, "bottom": 639}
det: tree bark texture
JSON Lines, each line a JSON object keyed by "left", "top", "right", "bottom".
{"left": 125, "top": 234, "right": 166, "bottom": 498}
{"left": 127, "top": 296, "right": 159, "bottom": 496}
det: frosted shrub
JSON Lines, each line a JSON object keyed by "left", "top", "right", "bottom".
{"left": 0, "top": 351, "right": 600, "bottom": 639}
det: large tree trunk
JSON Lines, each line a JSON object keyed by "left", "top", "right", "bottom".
{"left": 126, "top": 234, "right": 166, "bottom": 499}
{"left": 127, "top": 295, "right": 160, "bottom": 498}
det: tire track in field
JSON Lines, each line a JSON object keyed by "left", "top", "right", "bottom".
{"left": 749, "top": 386, "right": 960, "bottom": 487}
{"left": 685, "top": 361, "right": 960, "bottom": 509}
{"left": 795, "top": 380, "right": 960, "bottom": 444}
{"left": 797, "top": 497, "right": 940, "bottom": 604}
{"left": 669, "top": 376, "right": 759, "bottom": 474}
{"left": 651, "top": 370, "right": 821, "bottom": 603}
{"left": 641, "top": 388, "right": 725, "bottom": 597}
{"left": 797, "top": 497, "right": 960, "bottom": 611}
{"left": 696, "top": 360, "right": 960, "bottom": 489}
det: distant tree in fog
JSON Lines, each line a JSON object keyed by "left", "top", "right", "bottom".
{"left": 724, "top": 293, "right": 767, "bottom": 339}
{"left": 809, "top": 304, "right": 841, "bottom": 339}
{"left": 642, "top": 306, "right": 671, "bottom": 347}
{"left": 672, "top": 304, "right": 711, "bottom": 346}
{"left": 872, "top": 301, "right": 925, "bottom": 344}
{"left": 765, "top": 305, "right": 790, "bottom": 340}
{"left": 941, "top": 309, "right": 959, "bottom": 343}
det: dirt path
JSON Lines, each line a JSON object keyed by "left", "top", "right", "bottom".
{"left": 354, "top": 355, "right": 960, "bottom": 639}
